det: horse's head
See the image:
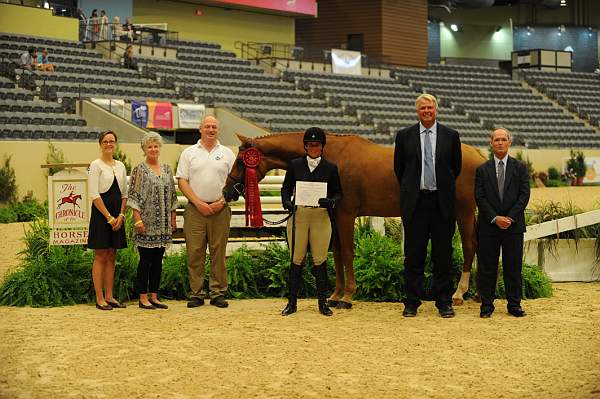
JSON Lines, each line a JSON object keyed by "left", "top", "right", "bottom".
{"left": 223, "top": 134, "right": 266, "bottom": 202}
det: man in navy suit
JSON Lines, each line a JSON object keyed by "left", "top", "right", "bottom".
{"left": 394, "top": 94, "right": 462, "bottom": 318}
{"left": 475, "top": 127, "right": 530, "bottom": 318}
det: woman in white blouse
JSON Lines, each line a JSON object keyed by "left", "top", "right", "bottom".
{"left": 128, "top": 132, "right": 178, "bottom": 310}
{"left": 88, "top": 131, "right": 128, "bottom": 310}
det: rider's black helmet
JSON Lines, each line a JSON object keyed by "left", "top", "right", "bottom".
{"left": 303, "top": 127, "right": 326, "bottom": 145}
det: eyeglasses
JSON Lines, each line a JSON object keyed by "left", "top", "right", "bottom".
{"left": 101, "top": 140, "right": 116, "bottom": 145}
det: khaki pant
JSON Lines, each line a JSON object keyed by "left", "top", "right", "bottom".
{"left": 184, "top": 203, "right": 231, "bottom": 299}
{"left": 287, "top": 207, "right": 331, "bottom": 265}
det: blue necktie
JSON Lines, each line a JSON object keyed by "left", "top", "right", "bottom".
{"left": 423, "top": 129, "right": 435, "bottom": 190}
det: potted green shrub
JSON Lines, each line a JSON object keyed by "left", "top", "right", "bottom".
{"left": 566, "top": 150, "right": 586, "bottom": 186}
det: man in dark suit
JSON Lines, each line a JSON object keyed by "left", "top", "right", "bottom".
{"left": 475, "top": 127, "right": 530, "bottom": 318}
{"left": 393, "top": 94, "right": 462, "bottom": 318}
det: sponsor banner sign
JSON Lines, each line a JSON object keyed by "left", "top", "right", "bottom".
{"left": 131, "top": 100, "right": 148, "bottom": 127}
{"left": 48, "top": 169, "right": 90, "bottom": 245}
{"left": 177, "top": 103, "right": 205, "bottom": 129}
{"left": 331, "top": 49, "right": 362, "bottom": 76}
{"left": 147, "top": 101, "right": 173, "bottom": 129}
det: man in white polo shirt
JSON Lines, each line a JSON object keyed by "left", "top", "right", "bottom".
{"left": 176, "top": 116, "right": 236, "bottom": 308}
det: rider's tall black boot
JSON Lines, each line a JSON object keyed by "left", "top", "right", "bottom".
{"left": 281, "top": 263, "right": 302, "bottom": 316}
{"left": 314, "top": 262, "right": 333, "bottom": 316}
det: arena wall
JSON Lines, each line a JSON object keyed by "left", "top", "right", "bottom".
{"left": 0, "top": 3, "right": 79, "bottom": 41}
{"left": 132, "top": 0, "right": 295, "bottom": 55}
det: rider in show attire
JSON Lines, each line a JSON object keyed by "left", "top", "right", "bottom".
{"left": 280, "top": 127, "right": 342, "bottom": 317}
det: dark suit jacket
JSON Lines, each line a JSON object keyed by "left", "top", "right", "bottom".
{"left": 393, "top": 122, "right": 462, "bottom": 223}
{"left": 475, "top": 156, "right": 530, "bottom": 235}
{"left": 281, "top": 157, "right": 343, "bottom": 207}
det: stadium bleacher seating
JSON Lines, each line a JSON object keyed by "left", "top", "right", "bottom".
{"left": 1, "top": 31, "right": 597, "bottom": 148}
{"left": 394, "top": 64, "right": 600, "bottom": 148}
{"left": 521, "top": 69, "right": 600, "bottom": 128}
{"left": 136, "top": 40, "right": 377, "bottom": 139}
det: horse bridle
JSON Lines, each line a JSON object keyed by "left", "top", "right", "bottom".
{"left": 226, "top": 143, "right": 293, "bottom": 226}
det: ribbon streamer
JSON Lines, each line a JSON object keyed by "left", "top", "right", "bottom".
{"left": 242, "top": 148, "right": 264, "bottom": 228}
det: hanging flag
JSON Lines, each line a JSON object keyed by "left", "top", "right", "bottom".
{"left": 147, "top": 101, "right": 173, "bottom": 129}
{"left": 131, "top": 100, "right": 148, "bottom": 127}
{"left": 177, "top": 103, "right": 205, "bottom": 129}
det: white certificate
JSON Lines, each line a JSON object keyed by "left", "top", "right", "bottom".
{"left": 295, "top": 181, "right": 327, "bottom": 207}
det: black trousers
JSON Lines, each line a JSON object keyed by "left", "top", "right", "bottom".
{"left": 403, "top": 192, "right": 455, "bottom": 308}
{"left": 137, "top": 246, "right": 166, "bottom": 294}
{"left": 477, "top": 232, "right": 524, "bottom": 310}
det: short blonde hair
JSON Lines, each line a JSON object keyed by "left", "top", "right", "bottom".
{"left": 490, "top": 127, "right": 512, "bottom": 141}
{"left": 141, "top": 131, "right": 163, "bottom": 149}
{"left": 415, "top": 93, "right": 438, "bottom": 110}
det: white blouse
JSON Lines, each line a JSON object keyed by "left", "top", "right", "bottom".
{"left": 88, "top": 159, "right": 128, "bottom": 200}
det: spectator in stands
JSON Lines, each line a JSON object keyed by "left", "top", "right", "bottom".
{"left": 20, "top": 47, "right": 37, "bottom": 70}
{"left": 99, "top": 10, "right": 109, "bottom": 40}
{"left": 123, "top": 17, "right": 136, "bottom": 42}
{"left": 90, "top": 9, "right": 99, "bottom": 41}
{"left": 176, "top": 116, "right": 235, "bottom": 309}
{"left": 476, "top": 127, "right": 530, "bottom": 319}
{"left": 123, "top": 44, "right": 138, "bottom": 70}
{"left": 393, "top": 93, "right": 462, "bottom": 318}
{"left": 76, "top": 8, "right": 87, "bottom": 41}
{"left": 112, "top": 16, "right": 125, "bottom": 41}
{"left": 87, "top": 131, "right": 128, "bottom": 311}
{"left": 280, "top": 127, "right": 342, "bottom": 317}
{"left": 127, "top": 132, "right": 178, "bottom": 310}
{"left": 36, "top": 49, "right": 54, "bottom": 72}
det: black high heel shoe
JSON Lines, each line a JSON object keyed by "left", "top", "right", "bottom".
{"left": 139, "top": 301, "right": 156, "bottom": 310}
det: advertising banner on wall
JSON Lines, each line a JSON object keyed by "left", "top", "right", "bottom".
{"left": 131, "top": 100, "right": 148, "bottom": 127}
{"left": 331, "top": 49, "right": 362, "bottom": 76}
{"left": 147, "top": 101, "right": 173, "bottom": 129}
{"left": 177, "top": 103, "right": 205, "bottom": 129}
{"left": 48, "top": 169, "right": 90, "bottom": 246}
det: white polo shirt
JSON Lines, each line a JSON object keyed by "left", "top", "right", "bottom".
{"left": 176, "top": 139, "right": 235, "bottom": 203}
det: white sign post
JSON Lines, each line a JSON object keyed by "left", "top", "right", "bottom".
{"left": 47, "top": 166, "right": 91, "bottom": 245}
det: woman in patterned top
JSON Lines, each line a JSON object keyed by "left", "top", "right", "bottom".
{"left": 128, "top": 132, "right": 178, "bottom": 310}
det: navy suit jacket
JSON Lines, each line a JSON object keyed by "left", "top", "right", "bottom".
{"left": 475, "top": 156, "right": 530, "bottom": 235}
{"left": 393, "top": 122, "right": 462, "bottom": 223}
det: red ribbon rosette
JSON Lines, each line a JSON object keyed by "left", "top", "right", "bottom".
{"left": 242, "top": 147, "right": 264, "bottom": 228}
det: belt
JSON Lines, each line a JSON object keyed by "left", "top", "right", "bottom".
{"left": 420, "top": 189, "right": 437, "bottom": 195}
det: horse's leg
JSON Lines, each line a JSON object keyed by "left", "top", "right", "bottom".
{"left": 452, "top": 206, "right": 477, "bottom": 305}
{"left": 337, "top": 214, "right": 356, "bottom": 309}
{"left": 327, "top": 236, "right": 345, "bottom": 307}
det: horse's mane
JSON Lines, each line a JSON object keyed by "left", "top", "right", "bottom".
{"left": 253, "top": 131, "right": 375, "bottom": 144}
{"left": 253, "top": 131, "right": 361, "bottom": 140}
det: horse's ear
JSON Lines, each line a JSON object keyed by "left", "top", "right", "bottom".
{"left": 236, "top": 133, "right": 249, "bottom": 144}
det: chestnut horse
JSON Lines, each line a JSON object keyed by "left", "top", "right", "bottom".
{"left": 223, "top": 132, "right": 487, "bottom": 308}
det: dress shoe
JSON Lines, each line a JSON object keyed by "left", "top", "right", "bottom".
{"left": 508, "top": 307, "right": 526, "bottom": 317}
{"left": 210, "top": 296, "right": 229, "bottom": 308}
{"left": 187, "top": 297, "right": 204, "bottom": 308}
{"left": 438, "top": 305, "right": 455, "bottom": 318}
{"left": 149, "top": 300, "right": 168, "bottom": 309}
{"left": 402, "top": 305, "right": 418, "bottom": 317}
{"left": 139, "top": 301, "right": 156, "bottom": 310}
{"left": 106, "top": 300, "right": 126, "bottom": 309}
{"left": 318, "top": 299, "right": 333, "bottom": 317}
{"left": 96, "top": 303, "right": 113, "bottom": 311}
